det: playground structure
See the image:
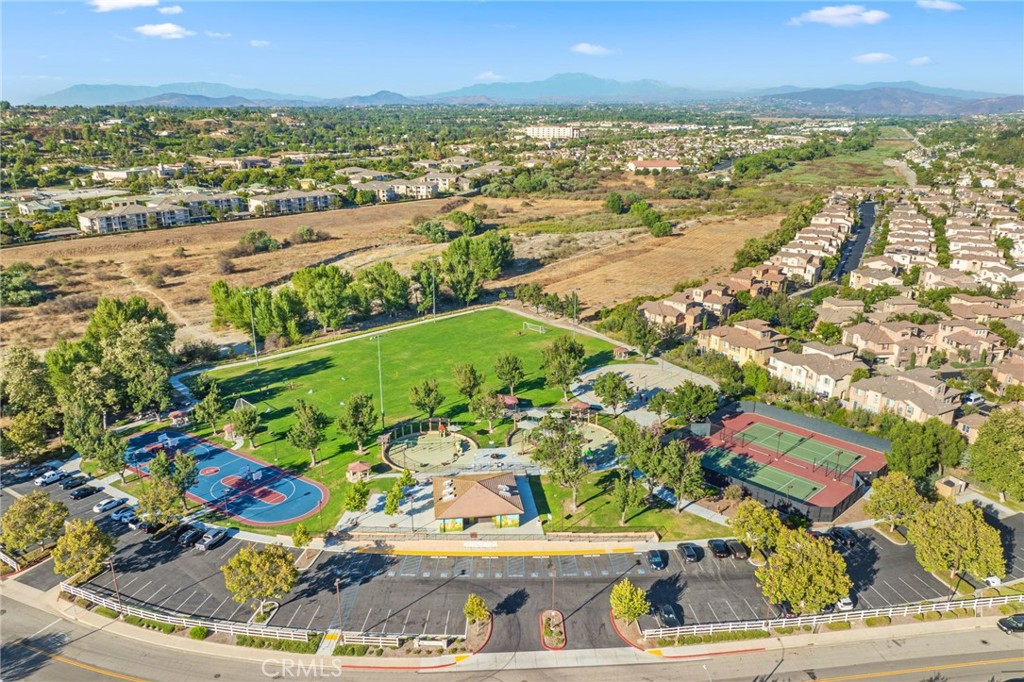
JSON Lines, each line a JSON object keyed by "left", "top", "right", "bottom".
{"left": 382, "top": 419, "right": 478, "bottom": 472}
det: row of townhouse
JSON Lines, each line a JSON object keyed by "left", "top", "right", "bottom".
{"left": 767, "top": 203, "right": 854, "bottom": 285}
{"left": 77, "top": 204, "right": 191, "bottom": 234}
{"left": 639, "top": 283, "right": 738, "bottom": 334}
{"left": 848, "top": 368, "right": 962, "bottom": 425}
{"left": 411, "top": 156, "right": 480, "bottom": 171}
{"left": 841, "top": 317, "right": 1009, "bottom": 368}
{"left": 767, "top": 342, "right": 868, "bottom": 401}
{"left": 349, "top": 172, "right": 474, "bottom": 202}
{"left": 90, "top": 163, "right": 191, "bottom": 183}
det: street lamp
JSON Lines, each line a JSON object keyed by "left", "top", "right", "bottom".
{"left": 243, "top": 288, "right": 260, "bottom": 367}
{"left": 372, "top": 335, "right": 385, "bottom": 430}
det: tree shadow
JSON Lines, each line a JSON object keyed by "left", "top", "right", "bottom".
{"left": 1, "top": 632, "right": 68, "bottom": 681}
{"left": 646, "top": 574, "right": 687, "bottom": 608}
{"left": 493, "top": 587, "right": 529, "bottom": 616}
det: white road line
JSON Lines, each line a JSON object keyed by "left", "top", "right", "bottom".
{"left": 402, "top": 610, "right": 411, "bottom": 635}
{"left": 898, "top": 577, "right": 926, "bottom": 601}
{"left": 913, "top": 574, "right": 943, "bottom": 596}
{"left": 881, "top": 579, "right": 903, "bottom": 604}
{"left": 859, "top": 592, "right": 876, "bottom": 609}
{"left": 119, "top": 576, "right": 139, "bottom": 591}
{"left": 725, "top": 601, "right": 740, "bottom": 621}
{"left": 381, "top": 609, "right": 393, "bottom": 632}
{"left": 27, "top": 618, "right": 62, "bottom": 639}
{"left": 171, "top": 589, "right": 198, "bottom": 609}
{"left": 209, "top": 596, "right": 230, "bottom": 618}
{"left": 285, "top": 605, "right": 301, "bottom": 628}
{"left": 743, "top": 598, "right": 761, "bottom": 619}
{"left": 708, "top": 603, "right": 721, "bottom": 622}
{"left": 193, "top": 594, "right": 212, "bottom": 615}
{"left": 360, "top": 608, "right": 373, "bottom": 633}
{"left": 129, "top": 580, "right": 152, "bottom": 600}
{"left": 228, "top": 603, "right": 245, "bottom": 621}
{"left": 158, "top": 591, "right": 180, "bottom": 607}
{"left": 146, "top": 584, "right": 167, "bottom": 603}
{"left": 305, "top": 604, "right": 321, "bottom": 630}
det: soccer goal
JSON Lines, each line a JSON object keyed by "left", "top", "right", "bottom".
{"left": 523, "top": 322, "right": 548, "bottom": 334}
{"left": 233, "top": 397, "right": 256, "bottom": 412}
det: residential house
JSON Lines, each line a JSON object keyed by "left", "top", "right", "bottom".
{"left": 848, "top": 369, "right": 962, "bottom": 424}
{"left": 77, "top": 204, "right": 191, "bottom": 234}
{"left": 767, "top": 344, "right": 866, "bottom": 400}
{"left": 696, "top": 319, "right": 789, "bottom": 367}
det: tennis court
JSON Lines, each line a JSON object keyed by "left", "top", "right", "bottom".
{"left": 735, "top": 423, "right": 863, "bottom": 474}
{"left": 701, "top": 446, "right": 823, "bottom": 503}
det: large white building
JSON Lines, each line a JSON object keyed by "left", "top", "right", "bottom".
{"left": 524, "top": 126, "right": 579, "bottom": 140}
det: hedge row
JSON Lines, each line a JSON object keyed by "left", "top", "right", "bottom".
{"left": 94, "top": 606, "right": 119, "bottom": 619}
{"left": 236, "top": 633, "right": 322, "bottom": 654}
{"left": 674, "top": 629, "right": 770, "bottom": 646}
{"left": 825, "top": 621, "right": 851, "bottom": 631}
{"left": 865, "top": 616, "right": 891, "bottom": 627}
{"left": 124, "top": 615, "right": 177, "bottom": 635}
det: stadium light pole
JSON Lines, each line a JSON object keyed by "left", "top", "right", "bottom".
{"left": 373, "top": 335, "right": 385, "bottom": 430}
{"left": 243, "top": 288, "right": 259, "bottom": 367}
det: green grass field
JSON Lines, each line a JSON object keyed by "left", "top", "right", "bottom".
{"left": 205, "top": 308, "right": 614, "bottom": 534}
{"left": 532, "top": 472, "right": 727, "bottom": 540}
{"left": 772, "top": 141, "right": 913, "bottom": 187}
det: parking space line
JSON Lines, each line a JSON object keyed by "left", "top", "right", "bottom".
{"left": 708, "top": 603, "right": 721, "bottom": 622}
{"left": 401, "top": 610, "right": 411, "bottom": 635}
{"left": 421, "top": 610, "right": 430, "bottom": 636}
{"left": 170, "top": 589, "right": 198, "bottom": 610}
{"left": 912, "top": 574, "right": 941, "bottom": 596}
{"left": 127, "top": 580, "right": 152, "bottom": 600}
{"left": 898, "top": 577, "right": 926, "bottom": 601}
{"left": 158, "top": 590, "right": 180, "bottom": 607}
{"left": 285, "top": 606, "right": 301, "bottom": 628}
{"left": 304, "top": 604, "right": 321, "bottom": 630}
{"left": 743, "top": 598, "right": 761, "bottom": 619}
{"left": 360, "top": 608, "right": 373, "bottom": 633}
{"left": 193, "top": 594, "right": 212, "bottom": 615}
{"left": 881, "top": 579, "right": 904, "bottom": 605}
{"left": 725, "top": 601, "right": 740, "bottom": 621}
{"left": 119, "top": 576, "right": 139, "bottom": 591}
{"left": 215, "top": 539, "right": 240, "bottom": 561}
{"left": 144, "top": 584, "right": 167, "bottom": 603}
{"left": 381, "top": 608, "right": 393, "bottom": 632}
{"left": 209, "top": 596, "right": 231, "bottom": 618}
{"left": 228, "top": 603, "right": 244, "bottom": 621}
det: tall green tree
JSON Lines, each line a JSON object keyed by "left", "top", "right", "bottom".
{"left": 343, "top": 479, "right": 371, "bottom": 512}
{"left": 290, "top": 264, "right": 353, "bottom": 331}
{"left": 453, "top": 363, "right": 484, "bottom": 401}
{"left": 907, "top": 499, "right": 1005, "bottom": 581}
{"left": 287, "top": 400, "right": 329, "bottom": 466}
{"left": 384, "top": 481, "right": 404, "bottom": 516}
{"left": 193, "top": 380, "right": 224, "bottom": 435}
{"left": 543, "top": 335, "right": 586, "bottom": 401}
{"left": 471, "top": 392, "right": 505, "bottom": 432}
{"left": 534, "top": 419, "right": 587, "bottom": 510}
{"left": 593, "top": 372, "right": 631, "bottom": 416}
{"left": 730, "top": 499, "right": 784, "bottom": 553}
{"left": 136, "top": 477, "right": 180, "bottom": 527}
{"left": 755, "top": 528, "right": 853, "bottom": 614}
{"left": 666, "top": 381, "right": 718, "bottom": 423}
{"left": 967, "top": 408, "right": 1024, "bottom": 502}
{"left": 0, "top": 346, "right": 56, "bottom": 417}
{"left": 354, "top": 261, "right": 410, "bottom": 316}
{"left": 612, "top": 471, "right": 647, "bottom": 525}
{"left": 93, "top": 431, "right": 128, "bottom": 483}
{"left": 864, "top": 471, "right": 924, "bottom": 531}
{"left": 170, "top": 451, "right": 199, "bottom": 512}
{"left": 0, "top": 491, "right": 68, "bottom": 553}
{"left": 624, "top": 311, "right": 659, "bottom": 359}
{"left": 51, "top": 519, "right": 116, "bottom": 584}
{"left": 408, "top": 378, "right": 445, "bottom": 419}
{"left": 609, "top": 578, "right": 650, "bottom": 624}
{"left": 463, "top": 594, "right": 490, "bottom": 624}
{"left": 494, "top": 352, "right": 524, "bottom": 396}
{"left": 337, "top": 392, "right": 377, "bottom": 453}
{"left": 1, "top": 412, "right": 49, "bottom": 463}
{"left": 232, "top": 405, "right": 261, "bottom": 449}
{"left": 221, "top": 544, "right": 299, "bottom": 617}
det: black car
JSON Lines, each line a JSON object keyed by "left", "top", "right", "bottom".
{"left": 657, "top": 604, "right": 681, "bottom": 628}
{"left": 997, "top": 614, "right": 1024, "bottom": 634}
{"left": 179, "top": 528, "right": 205, "bottom": 548}
{"left": 726, "top": 539, "right": 749, "bottom": 560}
{"left": 646, "top": 549, "right": 667, "bottom": 571}
{"left": 172, "top": 524, "right": 196, "bottom": 541}
{"left": 138, "top": 521, "right": 164, "bottom": 535}
{"left": 2, "top": 469, "right": 33, "bottom": 485}
{"left": 70, "top": 486, "right": 100, "bottom": 500}
{"left": 829, "top": 527, "right": 858, "bottom": 548}
{"left": 677, "top": 543, "right": 700, "bottom": 563}
{"left": 60, "top": 476, "right": 88, "bottom": 490}
{"left": 708, "top": 539, "right": 731, "bottom": 559}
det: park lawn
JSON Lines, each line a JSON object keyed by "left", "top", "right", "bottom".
{"left": 534, "top": 472, "right": 726, "bottom": 541}
{"left": 772, "top": 141, "right": 913, "bottom": 187}
{"left": 204, "top": 308, "right": 614, "bottom": 534}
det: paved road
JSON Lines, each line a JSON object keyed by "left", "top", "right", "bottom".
{"left": 3, "top": 597, "right": 1021, "bottom": 681}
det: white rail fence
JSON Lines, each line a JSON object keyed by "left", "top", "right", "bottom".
{"left": 61, "top": 582, "right": 314, "bottom": 642}
{"left": 0, "top": 550, "right": 20, "bottom": 570}
{"left": 339, "top": 633, "right": 403, "bottom": 648}
{"left": 642, "top": 594, "right": 1024, "bottom": 640}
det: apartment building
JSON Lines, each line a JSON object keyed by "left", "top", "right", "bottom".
{"left": 524, "top": 126, "right": 579, "bottom": 140}
{"left": 77, "top": 204, "right": 191, "bottom": 234}
{"left": 848, "top": 368, "right": 962, "bottom": 424}
{"left": 248, "top": 189, "right": 335, "bottom": 215}
{"left": 767, "top": 343, "right": 867, "bottom": 400}
{"left": 696, "top": 319, "right": 789, "bottom": 367}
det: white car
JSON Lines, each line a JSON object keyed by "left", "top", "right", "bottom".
{"left": 33, "top": 470, "right": 67, "bottom": 486}
{"left": 111, "top": 506, "right": 138, "bottom": 523}
{"left": 93, "top": 497, "right": 127, "bottom": 514}
{"left": 836, "top": 597, "right": 855, "bottom": 612}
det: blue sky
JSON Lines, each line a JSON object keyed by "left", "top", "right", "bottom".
{"left": 3, "top": 1, "right": 1022, "bottom": 103}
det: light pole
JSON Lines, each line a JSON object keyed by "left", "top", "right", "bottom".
{"left": 108, "top": 557, "right": 123, "bottom": 616}
{"left": 373, "top": 335, "right": 385, "bottom": 430}
{"left": 334, "top": 578, "right": 344, "bottom": 640}
{"left": 243, "top": 288, "right": 259, "bottom": 366}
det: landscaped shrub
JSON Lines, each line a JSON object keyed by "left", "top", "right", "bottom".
{"left": 93, "top": 606, "right": 119, "bottom": 619}
{"left": 825, "top": 621, "right": 851, "bottom": 631}
{"left": 75, "top": 598, "right": 92, "bottom": 608}
{"left": 913, "top": 611, "right": 942, "bottom": 621}
{"left": 865, "top": 616, "right": 891, "bottom": 627}
{"left": 236, "top": 633, "right": 321, "bottom": 654}
{"left": 124, "top": 615, "right": 176, "bottom": 634}
{"left": 774, "top": 626, "right": 795, "bottom": 634}
{"left": 189, "top": 626, "right": 210, "bottom": 640}
{"left": 332, "top": 643, "right": 370, "bottom": 656}
{"left": 676, "top": 630, "right": 771, "bottom": 645}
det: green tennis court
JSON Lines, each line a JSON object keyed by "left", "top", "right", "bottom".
{"left": 736, "top": 423, "right": 863, "bottom": 473}
{"left": 701, "top": 446, "right": 823, "bottom": 502}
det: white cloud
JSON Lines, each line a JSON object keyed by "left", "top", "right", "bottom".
{"left": 205, "top": 31, "right": 232, "bottom": 39}
{"left": 909, "top": 56, "right": 934, "bottom": 66}
{"left": 853, "top": 52, "right": 897, "bottom": 64}
{"left": 88, "top": 0, "right": 158, "bottom": 12}
{"left": 249, "top": 39, "right": 271, "bottom": 48}
{"left": 133, "top": 23, "right": 195, "bottom": 39}
{"left": 916, "top": 0, "right": 964, "bottom": 10}
{"left": 571, "top": 42, "right": 614, "bottom": 56}
{"left": 474, "top": 71, "right": 506, "bottom": 83}
{"left": 788, "top": 5, "right": 890, "bottom": 27}
{"left": 157, "top": 5, "right": 183, "bottom": 14}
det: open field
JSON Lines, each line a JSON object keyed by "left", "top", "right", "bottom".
{"left": 1, "top": 197, "right": 601, "bottom": 351}
{"left": 772, "top": 141, "right": 914, "bottom": 187}
{"left": 532, "top": 471, "right": 727, "bottom": 540}
{"left": 204, "top": 307, "right": 614, "bottom": 533}
{"left": 503, "top": 212, "right": 784, "bottom": 315}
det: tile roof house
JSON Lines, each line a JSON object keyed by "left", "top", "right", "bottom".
{"left": 767, "top": 346, "right": 867, "bottom": 400}
{"left": 994, "top": 353, "right": 1024, "bottom": 393}
{"left": 848, "top": 369, "right": 962, "bottom": 425}
{"left": 432, "top": 473, "right": 524, "bottom": 532}
{"left": 814, "top": 296, "right": 865, "bottom": 327}
{"left": 696, "top": 319, "right": 789, "bottom": 367}
{"left": 954, "top": 412, "right": 988, "bottom": 444}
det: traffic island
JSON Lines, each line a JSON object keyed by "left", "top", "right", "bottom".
{"left": 540, "top": 609, "right": 566, "bottom": 650}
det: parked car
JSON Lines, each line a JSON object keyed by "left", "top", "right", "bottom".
{"left": 111, "top": 506, "right": 138, "bottom": 523}
{"left": 196, "top": 528, "right": 228, "bottom": 551}
{"left": 983, "top": 576, "right": 1003, "bottom": 587}
{"left": 70, "top": 486, "right": 100, "bottom": 500}
{"left": 726, "top": 540, "right": 749, "bottom": 560}
{"left": 964, "top": 392, "right": 986, "bottom": 407}
{"left": 657, "top": 604, "right": 681, "bottom": 628}
{"left": 25, "top": 465, "right": 54, "bottom": 479}
{"left": 708, "top": 539, "right": 731, "bottom": 559}
{"left": 836, "top": 596, "right": 855, "bottom": 612}
{"left": 179, "top": 528, "right": 205, "bottom": 548}
{"left": 677, "top": 543, "right": 700, "bottom": 563}
{"left": 173, "top": 524, "right": 196, "bottom": 541}
{"left": 997, "top": 614, "right": 1024, "bottom": 634}
{"left": 92, "top": 497, "right": 126, "bottom": 514}
{"left": 127, "top": 516, "right": 146, "bottom": 531}
{"left": 34, "top": 470, "right": 67, "bottom": 486}
{"left": 829, "top": 527, "right": 858, "bottom": 548}
{"left": 60, "top": 476, "right": 88, "bottom": 490}
{"left": 138, "top": 521, "right": 164, "bottom": 535}
{"left": 646, "top": 549, "right": 667, "bottom": 571}
{"left": 2, "top": 469, "right": 34, "bottom": 485}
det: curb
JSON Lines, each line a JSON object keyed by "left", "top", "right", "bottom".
{"left": 539, "top": 609, "right": 566, "bottom": 651}
{"left": 609, "top": 609, "right": 646, "bottom": 652}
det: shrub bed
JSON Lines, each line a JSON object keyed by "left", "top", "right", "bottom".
{"left": 93, "top": 606, "right": 119, "bottom": 619}
{"left": 332, "top": 644, "right": 370, "bottom": 656}
{"left": 865, "top": 616, "right": 891, "bottom": 627}
{"left": 124, "top": 615, "right": 176, "bottom": 634}
{"left": 913, "top": 611, "right": 942, "bottom": 622}
{"left": 676, "top": 630, "right": 770, "bottom": 645}
{"left": 236, "top": 633, "right": 322, "bottom": 654}
{"left": 999, "top": 603, "right": 1024, "bottom": 615}
{"left": 189, "top": 626, "right": 210, "bottom": 640}
{"left": 773, "top": 626, "right": 795, "bottom": 635}
{"left": 824, "top": 621, "right": 851, "bottom": 631}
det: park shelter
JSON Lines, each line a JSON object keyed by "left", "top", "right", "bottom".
{"left": 432, "top": 473, "right": 524, "bottom": 532}
{"left": 613, "top": 346, "right": 630, "bottom": 360}
{"left": 347, "top": 461, "right": 372, "bottom": 483}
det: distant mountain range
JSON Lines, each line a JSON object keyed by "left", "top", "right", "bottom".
{"left": 30, "top": 74, "right": 1023, "bottom": 116}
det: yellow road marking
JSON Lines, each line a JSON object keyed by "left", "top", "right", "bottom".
{"left": 812, "top": 656, "right": 1024, "bottom": 682}
{"left": 647, "top": 648, "right": 664, "bottom": 656}
{"left": 355, "top": 547, "right": 635, "bottom": 556}
{"left": 14, "top": 640, "right": 149, "bottom": 682}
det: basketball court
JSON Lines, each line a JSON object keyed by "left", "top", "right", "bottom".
{"left": 126, "top": 431, "right": 329, "bottom": 526}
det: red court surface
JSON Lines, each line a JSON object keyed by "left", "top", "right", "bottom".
{"left": 698, "top": 411, "right": 887, "bottom": 509}
{"left": 221, "top": 475, "right": 287, "bottom": 504}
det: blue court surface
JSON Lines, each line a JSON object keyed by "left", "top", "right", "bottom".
{"left": 126, "top": 431, "right": 329, "bottom": 526}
